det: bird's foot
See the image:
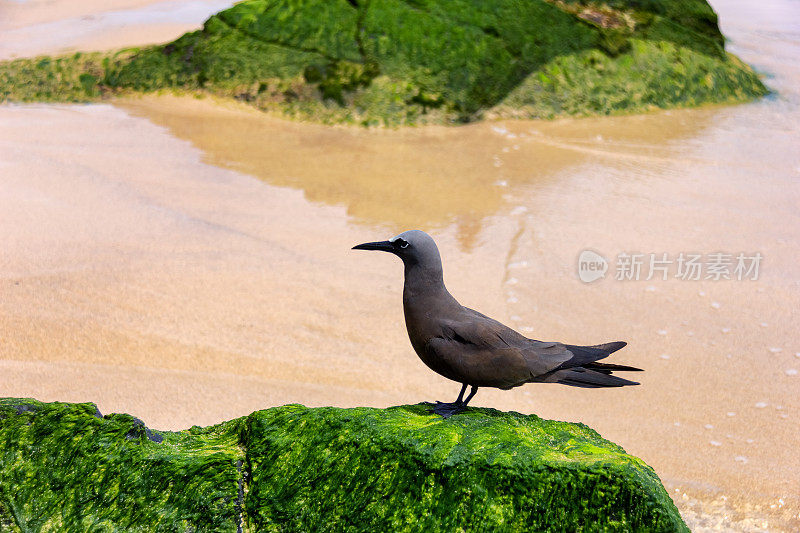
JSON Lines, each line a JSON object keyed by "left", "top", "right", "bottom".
{"left": 430, "top": 401, "right": 467, "bottom": 419}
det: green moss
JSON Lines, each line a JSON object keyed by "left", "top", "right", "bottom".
{"left": 0, "top": 52, "right": 110, "bottom": 102}
{"left": 0, "top": 399, "right": 243, "bottom": 531}
{"left": 492, "top": 39, "right": 767, "bottom": 119}
{"left": 0, "top": 0, "right": 766, "bottom": 125}
{"left": 242, "top": 404, "right": 687, "bottom": 531}
{"left": 0, "top": 398, "right": 687, "bottom": 531}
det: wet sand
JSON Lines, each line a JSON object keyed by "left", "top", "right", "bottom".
{"left": 0, "top": 0, "right": 232, "bottom": 60}
{"left": 1, "top": 0, "right": 799, "bottom": 530}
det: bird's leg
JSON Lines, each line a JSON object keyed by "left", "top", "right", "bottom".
{"left": 462, "top": 386, "right": 478, "bottom": 407}
{"left": 431, "top": 384, "right": 474, "bottom": 418}
{"left": 455, "top": 383, "right": 467, "bottom": 403}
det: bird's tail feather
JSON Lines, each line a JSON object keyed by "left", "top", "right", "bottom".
{"left": 584, "top": 361, "right": 643, "bottom": 373}
{"left": 585, "top": 341, "right": 627, "bottom": 355}
{"left": 557, "top": 368, "right": 639, "bottom": 388}
{"left": 559, "top": 341, "right": 629, "bottom": 369}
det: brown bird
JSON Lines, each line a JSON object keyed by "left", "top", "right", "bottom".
{"left": 353, "top": 230, "right": 642, "bottom": 418}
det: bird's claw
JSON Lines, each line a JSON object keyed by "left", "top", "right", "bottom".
{"left": 430, "top": 401, "right": 467, "bottom": 419}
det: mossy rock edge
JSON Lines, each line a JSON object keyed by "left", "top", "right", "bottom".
{"left": 0, "top": 398, "right": 687, "bottom": 531}
{"left": 0, "top": 0, "right": 767, "bottom": 126}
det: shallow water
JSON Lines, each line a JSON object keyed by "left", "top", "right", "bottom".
{"left": 1, "top": 0, "right": 799, "bottom": 529}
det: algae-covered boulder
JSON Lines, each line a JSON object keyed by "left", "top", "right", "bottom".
{"left": 0, "top": 398, "right": 686, "bottom": 531}
{"left": 0, "top": 0, "right": 766, "bottom": 125}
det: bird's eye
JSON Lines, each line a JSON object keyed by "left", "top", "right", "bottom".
{"left": 394, "top": 239, "right": 409, "bottom": 249}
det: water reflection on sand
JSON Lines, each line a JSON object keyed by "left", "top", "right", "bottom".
{"left": 120, "top": 95, "right": 719, "bottom": 252}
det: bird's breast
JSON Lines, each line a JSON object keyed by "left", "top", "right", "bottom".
{"left": 402, "top": 295, "right": 434, "bottom": 355}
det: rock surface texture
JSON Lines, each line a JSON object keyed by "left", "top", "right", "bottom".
{"left": 0, "top": 0, "right": 766, "bottom": 125}
{"left": 0, "top": 398, "right": 688, "bottom": 531}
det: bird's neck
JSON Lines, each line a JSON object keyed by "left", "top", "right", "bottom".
{"left": 402, "top": 262, "right": 456, "bottom": 307}
{"left": 401, "top": 263, "right": 459, "bottom": 354}
{"left": 404, "top": 261, "right": 442, "bottom": 286}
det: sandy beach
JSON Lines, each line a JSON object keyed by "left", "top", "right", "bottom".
{"left": 0, "top": 0, "right": 232, "bottom": 60}
{"left": 1, "top": 0, "right": 798, "bottom": 530}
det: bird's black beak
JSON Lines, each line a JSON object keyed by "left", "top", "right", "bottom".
{"left": 352, "top": 240, "right": 394, "bottom": 252}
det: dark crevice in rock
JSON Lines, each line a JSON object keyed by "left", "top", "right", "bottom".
{"left": 481, "top": 25, "right": 500, "bottom": 38}
{"left": 182, "top": 43, "right": 197, "bottom": 66}
{"left": 235, "top": 459, "right": 246, "bottom": 533}
{"left": 235, "top": 431, "right": 253, "bottom": 532}
{"left": 11, "top": 403, "right": 40, "bottom": 416}
{"left": 125, "top": 416, "right": 164, "bottom": 443}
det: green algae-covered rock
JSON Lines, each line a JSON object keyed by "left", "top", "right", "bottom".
{"left": 0, "top": 398, "right": 686, "bottom": 531}
{"left": 0, "top": 399, "right": 243, "bottom": 531}
{"left": 0, "top": 0, "right": 766, "bottom": 125}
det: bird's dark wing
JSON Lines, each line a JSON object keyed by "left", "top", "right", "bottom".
{"left": 422, "top": 310, "right": 573, "bottom": 388}
{"left": 426, "top": 308, "right": 640, "bottom": 389}
{"left": 460, "top": 307, "right": 559, "bottom": 350}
